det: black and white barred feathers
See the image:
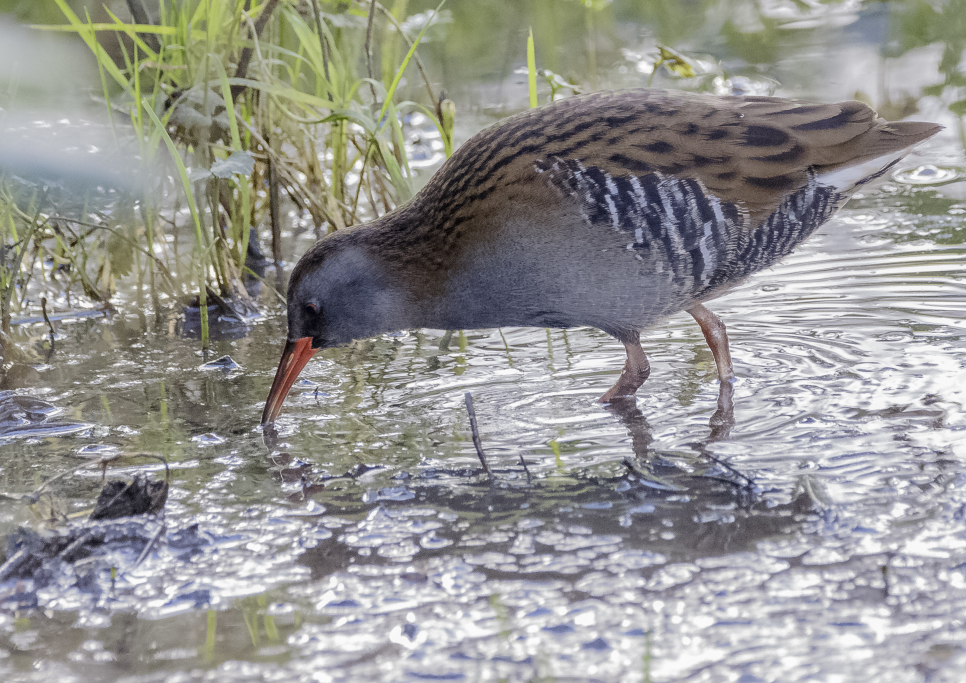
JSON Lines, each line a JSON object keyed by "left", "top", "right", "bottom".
{"left": 535, "top": 156, "right": 839, "bottom": 299}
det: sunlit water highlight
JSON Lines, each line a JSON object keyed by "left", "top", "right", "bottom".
{"left": 0, "top": 146, "right": 963, "bottom": 681}
{"left": 3, "top": 2, "right": 966, "bottom": 681}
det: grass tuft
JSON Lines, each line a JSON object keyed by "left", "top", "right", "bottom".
{"left": 1, "top": 0, "right": 452, "bottom": 355}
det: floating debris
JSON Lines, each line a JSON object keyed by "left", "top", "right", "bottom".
{"left": 181, "top": 287, "right": 260, "bottom": 342}
{"left": 0, "top": 468, "right": 170, "bottom": 609}
{"left": 0, "top": 519, "right": 163, "bottom": 587}
{"left": 75, "top": 444, "right": 121, "bottom": 458}
{"left": 198, "top": 355, "right": 242, "bottom": 372}
{"left": 89, "top": 475, "right": 168, "bottom": 521}
{"left": 190, "top": 432, "right": 226, "bottom": 445}
{"left": 0, "top": 393, "right": 90, "bottom": 438}
{"left": 181, "top": 305, "right": 253, "bottom": 341}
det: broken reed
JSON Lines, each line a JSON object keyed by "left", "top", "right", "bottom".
{"left": 0, "top": 0, "right": 452, "bottom": 351}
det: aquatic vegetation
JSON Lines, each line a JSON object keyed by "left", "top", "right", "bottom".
{"left": 0, "top": 0, "right": 451, "bottom": 353}
{"left": 1, "top": 0, "right": 961, "bottom": 365}
{"left": 0, "top": 2, "right": 965, "bottom": 681}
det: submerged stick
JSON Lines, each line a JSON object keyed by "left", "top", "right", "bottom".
{"left": 309, "top": 0, "right": 331, "bottom": 83}
{"left": 517, "top": 451, "right": 531, "bottom": 483}
{"left": 40, "top": 297, "right": 55, "bottom": 350}
{"left": 231, "top": 0, "right": 281, "bottom": 100}
{"left": 464, "top": 392, "right": 488, "bottom": 472}
{"left": 268, "top": 145, "right": 281, "bottom": 266}
{"left": 134, "top": 522, "right": 166, "bottom": 568}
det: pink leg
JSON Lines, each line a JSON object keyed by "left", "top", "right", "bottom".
{"left": 599, "top": 335, "right": 651, "bottom": 403}
{"left": 688, "top": 303, "right": 735, "bottom": 382}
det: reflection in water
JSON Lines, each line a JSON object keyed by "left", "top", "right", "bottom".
{"left": 1, "top": 0, "right": 966, "bottom": 680}
{"left": 604, "top": 377, "right": 736, "bottom": 458}
{"left": 291, "top": 377, "right": 804, "bottom": 595}
{"left": 604, "top": 381, "right": 749, "bottom": 515}
{"left": 0, "top": 393, "right": 90, "bottom": 438}
{"left": 2, "top": 190, "right": 963, "bottom": 681}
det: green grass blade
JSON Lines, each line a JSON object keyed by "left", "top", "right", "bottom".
{"left": 377, "top": 0, "right": 447, "bottom": 129}
{"left": 386, "top": 101, "right": 412, "bottom": 194}
{"left": 527, "top": 27, "right": 538, "bottom": 108}
{"left": 32, "top": 23, "right": 177, "bottom": 35}
{"left": 51, "top": 0, "right": 131, "bottom": 92}
{"left": 104, "top": 8, "right": 160, "bottom": 61}
{"left": 217, "top": 62, "right": 251, "bottom": 264}
{"left": 217, "top": 66, "right": 243, "bottom": 151}
{"left": 141, "top": 101, "right": 210, "bottom": 349}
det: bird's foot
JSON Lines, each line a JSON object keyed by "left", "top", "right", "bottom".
{"left": 598, "top": 385, "right": 640, "bottom": 404}
{"left": 598, "top": 366, "right": 650, "bottom": 403}
{"left": 600, "top": 338, "right": 651, "bottom": 403}
{"left": 709, "top": 379, "right": 736, "bottom": 439}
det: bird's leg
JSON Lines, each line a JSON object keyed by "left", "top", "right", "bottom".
{"left": 688, "top": 303, "right": 735, "bottom": 382}
{"left": 599, "top": 334, "right": 650, "bottom": 403}
{"left": 710, "top": 377, "right": 735, "bottom": 439}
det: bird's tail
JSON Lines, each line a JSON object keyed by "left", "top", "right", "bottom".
{"left": 815, "top": 120, "right": 943, "bottom": 194}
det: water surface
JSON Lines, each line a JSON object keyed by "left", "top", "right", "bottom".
{"left": 1, "top": 1, "right": 966, "bottom": 681}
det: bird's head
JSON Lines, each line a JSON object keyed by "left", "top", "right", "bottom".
{"left": 261, "top": 230, "right": 402, "bottom": 426}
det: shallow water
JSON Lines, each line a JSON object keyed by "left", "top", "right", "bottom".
{"left": 1, "top": 150, "right": 963, "bottom": 682}
{"left": 2, "top": 1, "right": 966, "bottom": 681}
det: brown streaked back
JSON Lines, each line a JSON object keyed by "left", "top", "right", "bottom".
{"left": 421, "top": 89, "right": 940, "bottom": 229}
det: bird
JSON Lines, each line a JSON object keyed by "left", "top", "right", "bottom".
{"left": 261, "top": 88, "right": 941, "bottom": 426}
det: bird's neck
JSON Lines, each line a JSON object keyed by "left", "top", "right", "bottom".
{"left": 354, "top": 201, "right": 490, "bottom": 333}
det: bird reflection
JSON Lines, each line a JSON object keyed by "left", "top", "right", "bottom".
{"left": 603, "top": 379, "right": 735, "bottom": 457}
{"left": 602, "top": 379, "right": 750, "bottom": 495}
{"left": 292, "top": 375, "right": 816, "bottom": 577}
{"left": 709, "top": 379, "right": 736, "bottom": 440}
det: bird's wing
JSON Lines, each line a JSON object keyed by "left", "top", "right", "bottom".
{"left": 409, "top": 89, "right": 939, "bottom": 292}
{"left": 450, "top": 89, "right": 940, "bottom": 227}
{"left": 493, "top": 89, "right": 939, "bottom": 296}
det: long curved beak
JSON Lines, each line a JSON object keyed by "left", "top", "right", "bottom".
{"left": 261, "top": 337, "right": 318, "bottom": 425}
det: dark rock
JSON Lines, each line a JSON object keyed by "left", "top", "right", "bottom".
{"left": 90, "top": 475, "right": 168, "bottom": 520}
{"left": 0, "top": 519, "right": 161, "bottom": 586}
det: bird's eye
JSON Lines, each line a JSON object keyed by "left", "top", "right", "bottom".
{"left": 304, "top": 303, "right": 319, "bottom": 316}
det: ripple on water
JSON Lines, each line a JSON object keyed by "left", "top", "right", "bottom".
{"left": 893, "top": 164, "right": 960, "bottom": 185}
{"left": 3, "top": 149, "right": 966, "bottom": 682}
